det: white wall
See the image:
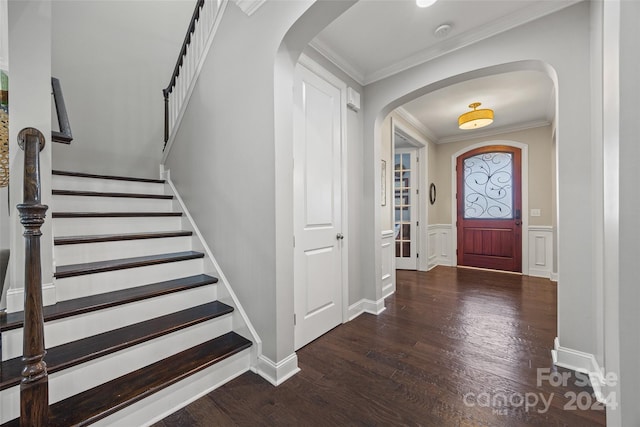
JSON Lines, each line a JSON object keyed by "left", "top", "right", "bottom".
{"left": 50, "top": 1, "right": 193, "bottom": 178}
{"left": 164, "top": 1, "right": 358, "bottom": 369}
{"left": 603, "top": 0, "right": 640, "bottom": 424}
{"left": 362, "top": 3, "right": 597, "bottom": 358}
{"left": 4, "top": 0, "right": 52, "bottom": 312}
{"left": 0, "top": 0, "right": 8, "bottom": 303}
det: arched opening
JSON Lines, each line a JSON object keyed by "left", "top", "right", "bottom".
{"left": 274, "top": 1, "right": 599, "bottom": 391}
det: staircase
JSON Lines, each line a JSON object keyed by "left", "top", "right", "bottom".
{"left": 0, "top": 170, "right": 253, "bottom": 426}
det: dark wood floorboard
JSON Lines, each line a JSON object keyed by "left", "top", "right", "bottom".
{"left": 153, "top": 267, "right": 606, "bottom": 426}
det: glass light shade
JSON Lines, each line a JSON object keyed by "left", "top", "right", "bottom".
{"left": 416, "top": 0, "right": 437, "bottom": 8}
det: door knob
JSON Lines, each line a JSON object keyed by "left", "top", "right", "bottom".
{"left": 515, "top": 221, "right": 521, "bottom": 226}
{"left": 336, "top": 233, "right": 344, "bottom": 240}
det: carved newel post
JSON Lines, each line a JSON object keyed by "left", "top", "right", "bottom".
{"left": 17, "top": 128, "right": 49, "bottom": 426}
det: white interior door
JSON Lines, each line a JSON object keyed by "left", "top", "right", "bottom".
{"left": 293, "top": 63, "right": 343, "bottom": 350}
{"left": 394, "top": 149, "right": 419, "bottom": 270}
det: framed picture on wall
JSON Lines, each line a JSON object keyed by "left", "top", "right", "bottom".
{"left": 381, "top": 159, "right": 386, "bottom": 206}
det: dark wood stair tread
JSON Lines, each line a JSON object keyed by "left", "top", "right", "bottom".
{"left": 1, "top": 332, "right": 251, "bottom": 427}
{"left": 53, "top": 189, "right": 173, "bottom": 200}
{"left": 55, "top": 251, "right": 204, "bottom": 279}
{"left": 55, "top": 230, "right": 192, "bottom": 245}
{"left": 52, "top": 170, "right": 165, "bottom": 184}
{"left": 0, "top": 274, "right": 218, "bottom": 332}
{"left": 53, "top": 211, "right": 182, "bottom": 218}
{"left": 0, "top": 301, "right": 234, "bottom": 391}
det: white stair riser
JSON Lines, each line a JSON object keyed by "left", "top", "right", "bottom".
{"left": 52, "top": 175, "right": 166, "bottom": 195}
{"left": 53, "top": 216, "right": 183, "bottom": 236}
{"left": 0, "top": 316, "right": 233, "bottom": 423}
{"left": 97, "top": 349, "right": 251, "bottom": 427}
{"left": 0, "top": 387, "right": 18, "bottom": 424}
{"left": 55, "top": 236, "right": 193, "bottom": 265}
{"left": 55, "top": 258, "right": 204, "bottom": 301}
{"left": 1, "top": 284, "right": 218, "bottom": 360}
{"left": 52, "top": 195, "right": 174, "bottom": 213}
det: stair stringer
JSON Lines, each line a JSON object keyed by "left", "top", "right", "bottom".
{"left": 164, "top": 171, "right": 262, "bottom": 370}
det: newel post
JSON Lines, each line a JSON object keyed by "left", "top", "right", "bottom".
{"left": 16, "top": 127, "right": 49, "bottom": 426}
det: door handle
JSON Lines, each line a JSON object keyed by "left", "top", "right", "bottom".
{"left": 336, "top": 233, "right": 344, "bottom": 240}
{"left": 515, "top": 221, "right": 521, "bottom": 226}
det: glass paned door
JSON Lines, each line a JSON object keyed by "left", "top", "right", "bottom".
{"left": 463, "top": 152, "right": 513, "bottom": 219}
{"left": 395, "top": 150, "right": 418, "bottom": 270}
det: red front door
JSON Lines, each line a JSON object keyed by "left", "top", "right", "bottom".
{"left": 456, "top": 145, "right": 522, "bottom": 272}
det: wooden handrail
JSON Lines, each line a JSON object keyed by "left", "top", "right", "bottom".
{"left": 16, "top": 127, "right": 49, "bottom": 426}
{"left": 163, "top": 0, "right": 205, "bottom": 147}
{"left": 51, "top": 77, "right": 73, "bottom": 144}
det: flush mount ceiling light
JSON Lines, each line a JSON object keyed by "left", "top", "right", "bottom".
{"left": 416, "top": 0, "right": 438, "bottom": 8}
{"left": 458, "top": 102, "right": 494, "bottom": 130}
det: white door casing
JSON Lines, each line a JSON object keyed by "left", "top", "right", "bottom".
{"left": 293, "top": 62, "right": 344, "bottom": 350}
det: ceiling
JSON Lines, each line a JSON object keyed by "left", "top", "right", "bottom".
{"left": 311, "top": 0, "right": 576, "bottom": 143}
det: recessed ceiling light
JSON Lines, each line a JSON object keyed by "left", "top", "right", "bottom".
{"left": 416, "top": 0, "right": 438, "bottom": 8}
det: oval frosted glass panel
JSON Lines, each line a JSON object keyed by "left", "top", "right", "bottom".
{"left": 463, "top": 152, "right": 513, "bottom": 219}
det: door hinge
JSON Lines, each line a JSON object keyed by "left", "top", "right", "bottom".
{"left": 293, "top": 236, "right": 295, "bottom": 248}
{"left": 416, "top": 221, "right": 419, "bottom": 227}
{"left": 416, "top": 189, "right": 419, "bottom": 195}
{"left": 417, "top": 253, "right": 419, "bottom": 258}
{"left": 456, "top": 249, "right": 458, "bottom": 255}
{"left": 294, "top": 314, "right": 297, "bottom": 326}
{"left": 416, "top": 156, "right": 419, "bottom": 162}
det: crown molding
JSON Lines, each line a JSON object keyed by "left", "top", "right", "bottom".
{"left": 394, "top": 107, "right": 439, "bottom": 143}
{"left": 311, "top": 0, "right": 579, "bottom": 86}
{"left": 233, "top": 0, "right": 266, "bottom": 16}
{"left": 308, "top": 40, "right": 365, "bottom": 86}
{"left": 365, "top": 1, "right": 580, "bottom": 84}
{"left": 437, "top": 119, "right": 551, "bottom": 144}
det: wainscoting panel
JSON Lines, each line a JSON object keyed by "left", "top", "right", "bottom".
{"left": 426, "top": 224, "right": 453, "bottom": 269}
{"left": 381, "top": 230, "right": 395, "bottom": 298}
{"left": 528, "top": 226, "right": 554, "bottom": 278}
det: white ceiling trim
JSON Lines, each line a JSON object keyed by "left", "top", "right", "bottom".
{"left": 308, "top": 40, "right": 365, "bottom": 86}
{"left": 437, "top": 119, "right": 551, "bottom": 144}
{"left": 315, "top": 0, "right": 580, "bottom": 86}
{"left": 233, "top": 0, "right": 266, "bottom": 16}
{"left": 395, "top": 107, "right": 439, "bottom": 143}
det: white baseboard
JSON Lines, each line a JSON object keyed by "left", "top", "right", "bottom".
{"left": 382, "top": 283, "right": 394, "bottom": 299}
{"left": 550, "top": 272, "right": 558, "bottom": 282}
{"left": 529, "top": 268, "right": 551, "bottom": 279}
{"left": 348, "top": 297, "right": 386, "bottom": 321}
{"left": 253, "top": 353, "right": 300, "bottom": 386}
{"left": 6, "top": 282, "right": 55, "bottom": 313}
{"left": 552, "top": 337, "right": 606, "bottom": 404}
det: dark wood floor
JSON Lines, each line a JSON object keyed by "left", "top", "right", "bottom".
{"left": 154, "top": 267, "right": 606, "bottom": 426}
